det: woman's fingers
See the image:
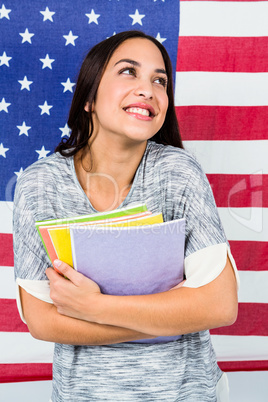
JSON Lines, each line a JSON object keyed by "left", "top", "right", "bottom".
{"left": 51, "top": 259, "right": 85, "bottom": 287}
{"left": 45, "top": 259, "right": 101, "bottom": 321}
{"left": 46, "top": 259, "right": 101, "bottom": 293}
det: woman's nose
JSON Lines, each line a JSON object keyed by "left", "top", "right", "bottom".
{"left": 134, "top": 80, "right": 153, "bottom": 99}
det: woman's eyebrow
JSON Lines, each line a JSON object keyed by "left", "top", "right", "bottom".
{"left": 114, "top": 58, "right": 167, "bottom": 76}
{"left": 155, "top": 68, "right": 167, "bottom": 76}
{"left": 114, "top": 58, "right": 140, "bottom": 67}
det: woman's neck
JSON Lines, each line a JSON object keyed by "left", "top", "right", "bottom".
{"left": 74, "top": 136, "right": 147, "bottom": 212}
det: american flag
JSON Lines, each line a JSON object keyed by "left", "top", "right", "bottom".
{"left": 176, "top": 0, "right": 268, "bottom": 372}
{"left": 0, "top": 0, "right": 180, "bottom": 383}
{"left": 0, "top": 0, "right": 267, "bottom": 384}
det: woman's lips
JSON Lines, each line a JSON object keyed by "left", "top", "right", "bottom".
{"left": 124, "top": 108, "right": 153, "bottom": 121}
{"left": 123, "top": 103, "right": 156, "bottom": 121}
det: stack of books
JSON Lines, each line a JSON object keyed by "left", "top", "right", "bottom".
{"left": 36, "top": 204, "right": 185, "bottom": 343}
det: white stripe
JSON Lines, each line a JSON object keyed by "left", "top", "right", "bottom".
{"left": 238, "top": 271, "right": 268, "bottom": 304}
{"left": 175, "top": 72, "right": 268, "bottom": 106}
{"left": 180, "top": 1, "right": 268, "bottom": 37}
{"left": 184, "top": 140, "right": 268, "bottom": 174}
{"left": 0, "top": 332, "right": 54, "bottom": 364}
{"left": 2, "top": 268, "right": 267, "bottom": 304}
{"left": 218, "top": 208, "right": 268, "bottom": 242}
{"left": 0, "top": 266, "right": 16, "bottom": 299}
{"left": 2, "top": 267, "right": 267, "bottom": 304}
{"left": 0, "top": 381, "right": 53, "bottom": 402}
{"left": 212, "top": 335, "right": 268, "bottom": 361}
{"left": 0, "top": 201, "right": 13, "bottom": 234}
{"left": 2, "top": 333, "right": 267, "bottom": 364}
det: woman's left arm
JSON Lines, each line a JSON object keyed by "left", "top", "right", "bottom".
{"left": 47, "top": 256, "right": 238, "bottom": 336}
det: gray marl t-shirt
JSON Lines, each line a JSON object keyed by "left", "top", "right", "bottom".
{"left": 13, "top": 141, "right": 227, "bottom": 401}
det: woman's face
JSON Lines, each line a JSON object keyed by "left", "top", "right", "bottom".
{"left": 88, "top": 38, "right": 169, "bottom": 145}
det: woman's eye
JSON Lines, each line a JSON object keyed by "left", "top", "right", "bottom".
{"left": 120, "top": 67, "right": 136, "bottom": 76}
{"left": 154, "top": 77, "right": 168, "bottom": 87}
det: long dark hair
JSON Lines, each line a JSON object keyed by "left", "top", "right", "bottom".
{"left": 55, "top": 30, "right": 183, "bottom": 156}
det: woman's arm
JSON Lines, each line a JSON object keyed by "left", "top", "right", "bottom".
{"left": 47, "top": 256, "right": 238, "bottom": 337}
{"left": 19, "top": 287, "right": 155, "bottom": 344}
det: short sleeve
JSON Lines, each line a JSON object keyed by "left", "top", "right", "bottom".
{"left": 13, "top": 178, "right": 51, "bottom": 281}
{"left": 183, "top": 159, "right": 227, "bottom": 257}
{"left": 13, "top": 177, "right": 52, "bottom": 323}
{"left": 175, "top": 155, "right": 239, "bottom": 289}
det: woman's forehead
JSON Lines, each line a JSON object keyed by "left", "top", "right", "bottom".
{"left": 107, "top": 38, "right": 165, "bottom": 68}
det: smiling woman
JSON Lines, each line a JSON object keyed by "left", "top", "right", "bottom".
{"left": 83, "top": 38, "right": 169, "bottom": 153}
{"left": 56, "top": 31, "right": 183, "bottom": 155}
{"left": 13, "top": 31, "right": 238, "bottom": 401}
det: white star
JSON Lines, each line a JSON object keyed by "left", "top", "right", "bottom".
{"left": 38, "top": 101, "right": 53, "bottom": 115}
{"left": 59, "top": 123, "right": 71, "bottom": 138}
{"left": 61, "top": 78, "right": 76, "bottom": 93}
{"left": 155, "top": 33, "right": 166, "bottom": 44}
{"left": 36, "top": 146, "right": 50, "bottom": 159}
{"left": 63, "top": 31, "right": 78, "bottom": 46}
{"left": 40, "top": 54, "right": 55, "bottom": 69}
{"left": 17, "top": 121, "right": 31, "bottom": 136}
{"left": 0, "top": 4, "right": 11, "bottom": 20}
{"left": 40, "top": 7, "right": 55, "bottom": 22}
{"left": 15, "top": 167, "right": 24, "bottom": 178}
{"left": 85, "top": 9, "right": 100, "bottom": 25}
{"left": 0, "top": 98, "right": 11, "bottom": 113}
{"left": 129, "top": 10, "right": 145, "bottom": 26}
{"left": 0, "top": 143, "right": 9, "bottom": 158}
{"left": 0, "top": 51, "right": 12, "bottom": 67}
{"left": 18, "top": 76, "right": 33, "bottom": 91}
{"left": 19, "top": 28, "right": 34, "bottom": 44}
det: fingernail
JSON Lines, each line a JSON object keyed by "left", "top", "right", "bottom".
{"left": 53, "top": 259, "right": 62, "bottom": 268}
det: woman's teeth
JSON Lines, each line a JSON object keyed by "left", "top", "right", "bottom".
{"left": 125, "top": 107, "right": 150, "bottom": 117}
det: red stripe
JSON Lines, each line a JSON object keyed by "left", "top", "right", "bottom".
{"left": 3, "top": 297, "right": 268, "bottom": 336}
{"left": 211, "top": 303, "right": 268, "bottom": 336}
{"left": 218, "top": 360, "right": 268, "bottom": 372}
{"left": 229, "top": 241, "right": 268, "bottom": 272}
{"left": 177, "top": 36, "right": 268, "bottom": 73}
{"left": 0, "top": 234, "right": 14, "bottom": 267}
{"left": 0, "top": 363, "right": 52, "bottom": 383}
{"left": 0, "top": 299, "right": 28, "bottom": 332}
{"left": 176, "top": 106, "right": 268, "bottom": 141}
{"left": 1, "top": 238, "right": 267, "bottom": 276}
{"left": 1, "top": 361, "right": 267, "bottom": 383}
{"left": 207, "top": 174, "right": 268, "bottom": 208}
{"left": 3, "top": 362, "right": 266, "bottom": 383}
{"left": 0, "top": 239, "right": 268, "bottom": 286}
{"left": 2, "top": 361, "right": 266, "bottom": 383}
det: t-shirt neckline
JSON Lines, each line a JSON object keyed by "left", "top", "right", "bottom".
{"left": 69, "top": 141, "right": 151, "bottom": 213}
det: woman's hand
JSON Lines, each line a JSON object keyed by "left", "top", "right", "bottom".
{"left": 46, "top": 260, "right": 102, "bottom": 322}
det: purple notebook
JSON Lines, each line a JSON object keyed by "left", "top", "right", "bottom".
{"left": 70, "top": 218, "right": 185, "bottom": 343}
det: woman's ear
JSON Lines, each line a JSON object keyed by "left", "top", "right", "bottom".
{"left": 84, "top": 101, "right": 94, "bottom": 113}
{"left": 84, "top": 101, "right": 90, "bottom": 112}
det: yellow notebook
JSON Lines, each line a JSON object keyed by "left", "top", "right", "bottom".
{"left": 48, "top": 213, "right": 163, "bottom": 267}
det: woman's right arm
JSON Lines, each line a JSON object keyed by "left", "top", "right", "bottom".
{"left": 20, "top": 287, "right": 155, "bottom": 345}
